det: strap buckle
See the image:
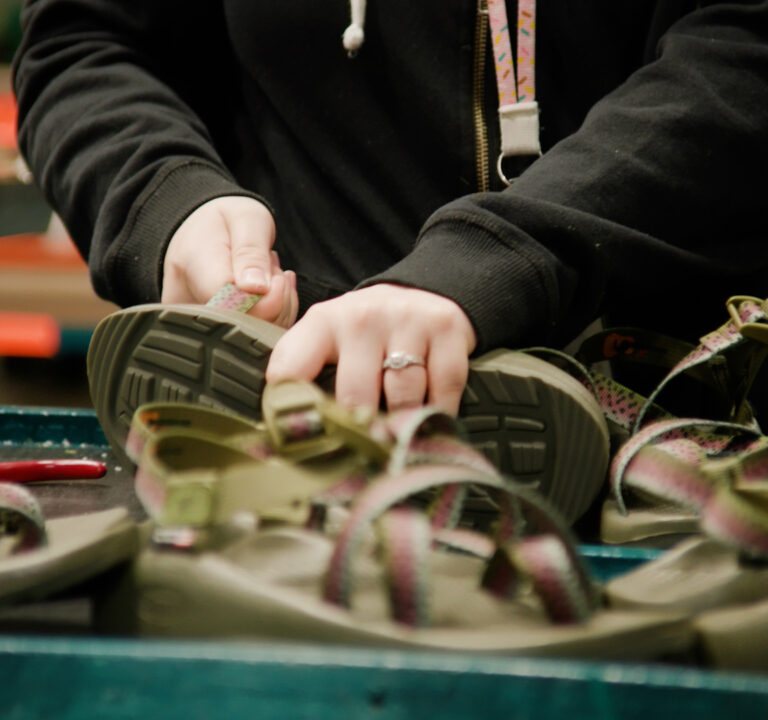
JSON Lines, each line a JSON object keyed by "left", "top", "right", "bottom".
{"left": 726, "top": 295, "right": 768, "bottom": 345}
{"left": 700, "top": 455, "right": 745, "bottom": 487}
{"left": 263, "top": 380, "right": 391, "bottom": 465}
{"left": 701, "top": 445, "right": 768, "bottom": 501}
{"left": 262, "top": 381, "right": 347, "bottom": 461}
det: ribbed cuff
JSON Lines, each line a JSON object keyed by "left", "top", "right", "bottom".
{"left": 103, "top": 160, "right": 269, "bottom": 307}
{"left": 357, "top": 216, "right": 557, "bottom": 353}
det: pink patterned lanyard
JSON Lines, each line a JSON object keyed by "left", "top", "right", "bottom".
{"left": 486, "top": 0, "right": 541, "bottom": 183}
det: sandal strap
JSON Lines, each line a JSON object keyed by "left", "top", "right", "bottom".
{"left": 126, "top": 402, "right": 272, "bottom": 465}
{"left": 262, "top": 381, "right": 380, "bottom": 462}
{"left": 633, "top": 297, "right": 768, "bottom": 431}
{"left": 701, "top": 483, "right": 768, "bottom": 558}
{"left": 693, "top": 438, "right": 768, "bottom": 557}
{"left": 432, "top": 526, "right": 496, "bottom": 557}
{"left": 427, "top": 483, "right": 468, "bottom": 532}
{"left": 482, "top": 534, "right": 593, "bottom": 623}
{"left": 608, "top": 414, "right": 768, "bottom": 561}
{"left": 134, "top": 387, "right": 495, "bottom": 532}
{"left": 572, "top": 299, "right": 768, "bottom": 435}
{"left": 205, "top": 283, "right": 261, "bottom": 312}
{"left": 377, "top": 507, "right": 432, "bottom": 627}
{"left": 576, "top": 327, "right": 729, "bottom": 395}
{"left": 527, "top": 345, "right": 674, "bottom": 433}
{"left": 0, "top": 482, "right": 47, "bottom": 554}
{"left": 609, "top": 417, "right": 762, "bottom": 514}
{"left": 135, "top": 430, "right": 330, "bottom": 527}
{"left": 590, "top": 371, "right": 671, "bottom": 432}
{"left": 619, "top": 441, "right": 714, "bottom": 512}
{"left": 323, "top": 464, "right": 598, "bottom": 624}
{"left": 520, "top": 346, "right": 600, "bottom": 399}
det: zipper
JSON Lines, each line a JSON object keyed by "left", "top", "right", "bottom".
{"left": 473, "top": 0, "right": 490, "bottom": 192}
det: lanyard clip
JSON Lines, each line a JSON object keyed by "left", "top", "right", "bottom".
{"left": 497, "top": 101, "right": 542, "bottom": 185}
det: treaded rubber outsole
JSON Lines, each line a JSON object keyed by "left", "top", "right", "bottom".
{"left": 87, "top": 304, "right": 289, "bottom": 465}
{"left": 460, "top": 349, "right": 609, "bottom": 523}
{"left": 88, "top": 305, "right": 608, "bottom": 522}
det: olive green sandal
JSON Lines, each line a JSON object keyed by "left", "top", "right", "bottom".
{"left": 0, "top": 482, "right": 138, "bottom": 606}
{"left": 125, "top": 380, "right": 388, "bottom": 470}
{"left": 88, "top": 285, "right": 609, "bottom": 523}
{"left": 128, "top": 379, "right": 507, "bottom": 534}
{"left": 583, "top": 296, "right": 768, "bottom": 546}
{"left": 95, "top": 456, "right": 690, "bottom": 660}
{"left": 694, "top": 596, "right": 768, "bottom": 671}
{"left": 605, "top": 437, "right": 768, "bottom": 614}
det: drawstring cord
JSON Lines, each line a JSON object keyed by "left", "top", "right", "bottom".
{"left": 342, "top": 0, "right": 367, "bottom": 56}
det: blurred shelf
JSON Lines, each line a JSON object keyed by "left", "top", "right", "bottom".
{"left": 0, "top": 233, "right": 117, "bottom": 355}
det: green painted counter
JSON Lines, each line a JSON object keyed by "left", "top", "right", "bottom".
{"left": 3, "top": 636, "right": 768, "bottom": 719}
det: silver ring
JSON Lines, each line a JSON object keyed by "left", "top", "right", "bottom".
{"left": 382, "top": 351, "right": 425, "bottom": 371}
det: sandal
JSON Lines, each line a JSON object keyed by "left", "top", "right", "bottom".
{"left": 88, "top": 284, "right": 609, "bottom": 523}
{"left": 695, "top": 595, "right": 768, "bottom": 671}
{"left": 0, "top": 482, "right": 137, "bottom": 606}
{"left": 605, "top": 436, "right": 768, "bottom": 614}
{"left": 575, "top": 296, "right": 768, "bottom": 545}
{"left": 127, "top": 379, "right": 506, "bottom": 533}
{"left": 95, "top": 450, "right": 690, "bottom": 660}
{"left": 601, "top": 417, "right": 765, "bottom": 546}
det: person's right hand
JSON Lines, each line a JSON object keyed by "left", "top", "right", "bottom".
{"left": 161, "top": 196, "right": 298, "bottom": 328}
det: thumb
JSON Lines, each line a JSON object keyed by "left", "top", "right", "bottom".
{"left": 228, "top": 200, "right": 277, "bottom": 295}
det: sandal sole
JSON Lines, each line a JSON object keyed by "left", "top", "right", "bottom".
{"left": 94, "top": 526, "right": 690, "bottom": 658}
{"left": 88, "top": 305, "right": 608, "bottom": 522}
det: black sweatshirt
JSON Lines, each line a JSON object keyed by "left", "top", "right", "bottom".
{"left": 12, "top": 0, "right": 768, "bottom": 354}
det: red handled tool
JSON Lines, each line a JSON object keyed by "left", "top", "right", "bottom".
{"left": 0, "top": 459, "right": 107, "bottom": 482}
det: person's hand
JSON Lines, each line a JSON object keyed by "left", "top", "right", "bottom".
{"left": 266, "top": 284, "right": 477, "bottom": 414}
{"left": 161, "top": 196, "right": 298, "bottom": 327}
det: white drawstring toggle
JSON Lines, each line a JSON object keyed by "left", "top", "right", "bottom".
{"left": 342, "top": 23, "right": 365, "bottom": 55}
{"left": 343, "top": 0, "right": 367, "bottom": 57}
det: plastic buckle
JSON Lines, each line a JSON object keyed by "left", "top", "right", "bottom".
{"left": 701, "top": 453, "right": 768, "bottom": 502}
{"left": 262, "top": 381, "right": 343, "bottom": 461}
{"left": 321, "top": 403, "right": 391, "bottom": 465}
{"left": 163, "top": 477, "right": 215, "bottom": 528}
{"left": 726, "top": 295, "right": 768, "bottom": 345}
{"left": 699, "top": 455, "right": 744, "bottom": 487}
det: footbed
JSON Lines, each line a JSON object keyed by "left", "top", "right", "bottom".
{"left": 0, "top": 507, "right": 137, "bottom": 604}
{"left": 119, "top": 525, "right": 692, "bottom": 659}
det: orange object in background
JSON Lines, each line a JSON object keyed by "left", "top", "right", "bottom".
{"left": 0, "top": 312, "right": 61, "bottom": 358}
{"left": 0, "top": 89, "right": 16, "bottom": 148}
{"left": 0, "top": 231, "right": 118, "bottom": 333}
{"left": 0, "top": 231, "right": 87, "bottom": 268}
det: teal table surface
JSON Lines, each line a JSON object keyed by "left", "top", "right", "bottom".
{"left": 3, "top": 635, "right": 768, "bottom": 720}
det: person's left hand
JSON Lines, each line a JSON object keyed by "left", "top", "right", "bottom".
{"left": 266, "top": 284, "right": 477, "bottom": 414}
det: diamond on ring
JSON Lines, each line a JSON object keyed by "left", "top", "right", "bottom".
{"left": 382, "top": 351, "right": 426, "bottom": 371}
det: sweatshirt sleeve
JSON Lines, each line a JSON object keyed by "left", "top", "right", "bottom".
{"left": 362, "top": 1, "right": 768, "bottom": 352}
{"left": 12, "top": 0, "right": 264, "bottom": 307}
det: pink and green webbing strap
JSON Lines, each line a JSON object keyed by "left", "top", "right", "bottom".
{"left": 609, "top": 416, "right": 765, "bottom": 515}
{"left": 701, "top": 473, "right": 768, "bottom": 559}
{"left": 131, "top": 387, "right": 499, "bottom": 536}
{"left": 322, "top": 464, "right": 598, "bottom": 627}
{"left": 311, "top": 404, "right": 500, "bottom": 533}
{"left": 632, "top": 297, "right": 768, "bottom": 432}
{"left": 604, "top": 297, "right": 768, "bottom": 513}
{"left": 486, "top": 0, "right": 541, "bottom": 182}
{"left": 561, "top": 298, "right": 768, "bottom": 436}
{"left": 609, "top": 416, "right": 768, "bottom": 557}
{"left": 206, "top": 283, "right": 261, "bottom": 312}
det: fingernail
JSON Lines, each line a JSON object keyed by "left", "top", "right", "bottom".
{"left": 243, "top": 269, "right": 269, "bottom": 291}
